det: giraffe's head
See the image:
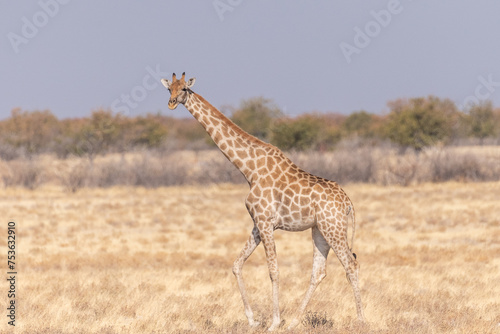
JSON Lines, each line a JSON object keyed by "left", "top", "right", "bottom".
{"left": 161, "top": 72, "right": 196, "bottom": 110}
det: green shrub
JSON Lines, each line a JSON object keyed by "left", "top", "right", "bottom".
{"left": 229, "top": 97, "right": 281, "bottom": 142}
{"left": 466, "top": 101, "right": 497, "bottom": 142}
{"left": 0, "top": 109, "right": 60, "bottom": 156}
{"left": 271, "top": 114, "right": 340, "bottom": 151}
{"left": 384, "top": 96, "right": 458, "bottom": 150}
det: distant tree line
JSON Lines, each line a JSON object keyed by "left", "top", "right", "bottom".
{"left": 0, "top": 96, "right": 499, "bottom": 160}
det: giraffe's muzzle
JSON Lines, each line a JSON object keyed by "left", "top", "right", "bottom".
{"left": 168, "top": 98, "right": 178, "bottom": 110}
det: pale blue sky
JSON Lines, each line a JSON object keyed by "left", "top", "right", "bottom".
{"left": 1, "top": 1, "right": 500, "bottom": 119}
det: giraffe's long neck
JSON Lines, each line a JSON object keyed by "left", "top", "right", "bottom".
{"left": 184, "top": 92, "right": 268, "bottom": 183}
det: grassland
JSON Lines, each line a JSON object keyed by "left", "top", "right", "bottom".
{"left": 1, "top": 181, "right": 499, "bottom": 333}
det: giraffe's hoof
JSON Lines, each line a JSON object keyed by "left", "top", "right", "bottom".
{"left": 248, "top": 320, "right": 260, "bottom": 328}
{"left": 287, "top": 318, "right": 300, "bottom": 330}
{"left": 267, "top": 320, "right": 281, "bottom": 331}
{"left": 357, "top": 311, "right": 366, "bottom": 322}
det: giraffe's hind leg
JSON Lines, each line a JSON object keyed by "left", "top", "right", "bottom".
{"left": 232, "top": 226, "right": 261, "bottom": 328}
{"left": 318, "top": 222, "right": 366, "bottom": 322}
{"left": 288, "top": 226, "right": 330, "bottom": 330}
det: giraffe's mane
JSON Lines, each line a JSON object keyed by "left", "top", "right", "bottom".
{"left": 192, "top": 92, "right": 272, "bottom": 148}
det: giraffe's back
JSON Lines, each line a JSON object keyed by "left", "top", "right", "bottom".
{"left": 246, "top": 157, "right": 352, "bottom": 232}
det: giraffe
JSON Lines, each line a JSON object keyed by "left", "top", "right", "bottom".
{"left": 161, "top": 73, "right": 365, "bottom": 331}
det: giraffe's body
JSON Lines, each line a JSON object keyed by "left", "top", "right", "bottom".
{"left": 162, "top": 73, "right": 365, "bottom": 330}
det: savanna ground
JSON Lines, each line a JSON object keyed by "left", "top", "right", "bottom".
{"left": 1, "top": 180, "right": 499, "bottom": 333}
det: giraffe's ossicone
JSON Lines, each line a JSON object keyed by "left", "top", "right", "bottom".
{"left": 161, "top": 73, "right": 365, "bottom": 331}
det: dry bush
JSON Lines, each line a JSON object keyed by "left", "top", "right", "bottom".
{"left": 52, "top": 151, "right": 192, "bottom": 190}
{"left": 0, "top": 145, "right": 498, "bottom": 189}
{"left": 0, "top": 143, "right": 24, "bottom": 161}
{"left": 289, "top": 148, "right": 376, "bottom": 184}
{"left": 82, "top": 152, "right": 190, "bottom": 188}
{"left": 427, "top": 149, "right": 499, "bottom": 182}
{"left": 57, "top": 161, "right": 91, "bottom": 192}
{"left": 290, "top": 145, "right": 500, "bottom": 186}
{"left": 88, "top": 158, "right": 132, "bottom": 188}
{"left": 195, "top": 156, "right": 246, "bottom": 184}
{"left": 130, "top": 153, "right": 189, "bottom": 187}
{"left": 1, "top": 158, "right": 44, "bottom": 189}
{"left": 379, "top": 150, "right": 421, "bottom": 186}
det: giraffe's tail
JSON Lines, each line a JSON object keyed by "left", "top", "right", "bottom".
{"left": 346, "top": 204, "right": 356, "bottom": 259}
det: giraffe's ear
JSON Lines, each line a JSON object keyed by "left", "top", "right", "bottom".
{"left": 161, "top": 79, "right": 171, "bottom": 89}
{"left": 186, "top": 77, "right": 196, "bottom": 88}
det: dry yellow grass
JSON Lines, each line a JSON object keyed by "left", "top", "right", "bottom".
{"left": 1, "top": 182, "right": 499, "bottom": 333}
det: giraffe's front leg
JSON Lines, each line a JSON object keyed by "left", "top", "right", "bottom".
{"left": 232, "top": 226, "right": 261, "bottom": 328}
{"left": 258, "top": 223, "right": 281, "bottom": 331}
